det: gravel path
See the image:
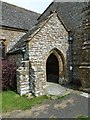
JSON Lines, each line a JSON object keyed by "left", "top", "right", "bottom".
{"left": 2, "top": 92, "right": 89, "bottom": 118}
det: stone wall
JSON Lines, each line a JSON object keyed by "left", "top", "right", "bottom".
{"left": 72, "top": 3, "right": 90, "bottom": 88}
{"left": 1, "top": 27, "right": 25, "bottom": 91}
{"left": 26, "top": 13, "right": 68, "bottom": 96}
{"left": 17, "top": 61, "right": 30, "bottom": 96}
{"left": 1, "top": 28, "right": 25, "bottom": 52}
{"left": 38, "top": 2, "right": 90, "bottom": 89}
{"left": 8, "top": 54, "right": 23, "bottom": 68}
{"left": 78, "top": 4, "right": 90, "bottom": 91}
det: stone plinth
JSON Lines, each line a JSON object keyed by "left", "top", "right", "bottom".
{"left": 17, "top": 66, "right": 30, "bottom": 96}
{"left": 79, "top": 65, "right": 90, "bottom": 90}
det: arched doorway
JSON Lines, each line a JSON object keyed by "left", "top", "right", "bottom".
{"left": 46, "top": 53, "right": 59, "bottom": 83}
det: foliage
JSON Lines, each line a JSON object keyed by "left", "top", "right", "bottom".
{"left": 77, "top": 116, "right": 90, "bottom": 120}
{"left": 2, "top": 91, "right": 48, "bottom": 112}
{"left": 2, "top": 58, "right": 17, "bottom": 91}
{"left": 0, "top": 92, "right": 2, "bottom": 113}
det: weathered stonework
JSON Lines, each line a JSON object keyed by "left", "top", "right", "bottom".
{"left": 79, "top": 41, "right": 90, "bottom": 89}
{"left": 2, "top": 2, "right": 89, "bottom": 95}
{"left": 37, "top": 2, "right": 90, "bottom": 92}
{"left": 1, "top": 28, "right": 25, "bottom": 52}
{"left": 8, "top": 54, "right": 23, "bottom": 67}
{"left": 17, "top": 61, "right": 30, "bottom": 96}
{"left": 24, "top": 13, "right": 69, "bottom": 96}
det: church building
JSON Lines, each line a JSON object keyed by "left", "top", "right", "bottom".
{"left": 1, "top": 1, "right": 90, "bottom": 96}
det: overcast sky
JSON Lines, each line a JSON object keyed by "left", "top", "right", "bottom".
{"left": 2, "top": 0, "right": 53, "bottom": 13}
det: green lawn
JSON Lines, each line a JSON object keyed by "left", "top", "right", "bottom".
{"left": 1, "top": 90, "right": 70, "bottom": 113}
{"left": 77, "top": 116, "right": 90, "bottom": 120}
{"left": 0, "top": 92, "right": 2, "bottom": 113}
{"left": 2, "top": 91, "right": 48, "bottom": 112}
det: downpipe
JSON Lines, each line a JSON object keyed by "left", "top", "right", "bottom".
{"left": 68, "top": 31, "right": 73, "bottom": 83}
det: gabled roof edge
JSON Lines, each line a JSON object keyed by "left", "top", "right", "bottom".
{"left": 57, "top": 13, "right": 70, "bottom": 32}
{"left": 37, "top": 2, "right": 54, "bottom": 20}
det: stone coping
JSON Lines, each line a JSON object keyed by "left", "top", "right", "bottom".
{"left": 79, "top": 66, "right": 90, "bottom": 69}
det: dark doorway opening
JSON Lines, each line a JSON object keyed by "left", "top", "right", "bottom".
{"left": 46, "top": 53, "right": 59, "bottom": 83}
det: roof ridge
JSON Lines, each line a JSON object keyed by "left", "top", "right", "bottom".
{"left": 1, "top": 1, "right": 40, "bottom": 15}
{"left": 1, "top": 1, "right": 40, "bottom": 30}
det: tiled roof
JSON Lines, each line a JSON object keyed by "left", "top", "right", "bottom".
{"left": 1, "top": 1, "right": 40, "bottom": 30}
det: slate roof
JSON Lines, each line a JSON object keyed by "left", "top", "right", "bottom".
{"left": 38, "top": 2, "right": 89, "bottom": 31}
{"left": 8, "top": 1, "right": 89, "bottom": 54}
{"left": 8, "top": 14, "right": 55, "bottom": 54}
{"left": 1, "top": 1, "right": 40, "bottom": 30}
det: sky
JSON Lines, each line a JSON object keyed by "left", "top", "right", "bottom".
{"left": 1, "top": 0, "right": 53, "bottom": 13}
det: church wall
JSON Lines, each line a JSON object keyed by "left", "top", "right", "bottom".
{"left": 8, "top": 54, "right": 23, "bottom": 68}
{"left": 1, "top": 28, "right": 26, "bottom": 52}
{"left": 38, "top": 2, "right": 90, "bottom": 91}
{"left": 1, "top": 27, "right": 25, "bottom": 91}
{"left": 27, "top": 14, "right": 69, "bottom": 96}
{"left": 72, "top": 4, "right": 90, "bottom": 90}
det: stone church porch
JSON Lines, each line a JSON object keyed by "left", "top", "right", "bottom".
{"left": 15, "top": 11, "right": 90, "bottom": 97}
{"left": 16, "top": 53, "right": 69, "bottom": 97}
{"left": 16, "top": 13, "right": 70, "bottom": 96}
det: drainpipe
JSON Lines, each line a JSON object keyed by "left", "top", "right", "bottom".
{"left": 68, "top": 31, "right": 73, "bottom": 83}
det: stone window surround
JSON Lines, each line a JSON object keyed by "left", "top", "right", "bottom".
{"left": 0, "top": 38, "right": 7, "bottom": 58}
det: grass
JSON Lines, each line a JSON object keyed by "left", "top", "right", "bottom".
{"left": 0, "top": 92, "right": 2, "bottom": 113}
{"left": 77, "top": 116, "right": 90, "bottom": 120}
{"left": 2, "top": 90, "right": 70, "bottom": 113}
{"left": 47, "top": 92, "right": 70, "bottom": 100}
{"left": 2, "top": 90, "right": 48, "bottom": 112}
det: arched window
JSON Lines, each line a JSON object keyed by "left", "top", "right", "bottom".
{"left": 0, "top": 40, "right": 6, "bottom": 59}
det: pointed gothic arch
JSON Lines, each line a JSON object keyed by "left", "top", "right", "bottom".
{"left": 46, "top": 53, "right": 59, "bottom": 83}
{"left": 46, "top": 48, "right": 65, "bottom": 84}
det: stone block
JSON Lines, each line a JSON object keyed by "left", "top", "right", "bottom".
{"left": 16, "top": 66, "right": 30, "bottom": 96}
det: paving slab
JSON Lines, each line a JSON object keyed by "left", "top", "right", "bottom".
{"left": 45, "top": 82, "right": 69, "bottom": 96}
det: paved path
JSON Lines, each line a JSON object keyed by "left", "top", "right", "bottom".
{"left": 3, "top": 92, "right": 89, "bottom": 118}
{"left": 45, "top": 82, "right": 68, "bottom": 96}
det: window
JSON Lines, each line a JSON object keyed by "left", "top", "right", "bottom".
{"left": 0, "top": 39, "right": 6, "bottom": 59}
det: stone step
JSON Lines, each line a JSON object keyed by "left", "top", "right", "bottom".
{"left": 45, "top": 82, "right": 68, "bottom": 96}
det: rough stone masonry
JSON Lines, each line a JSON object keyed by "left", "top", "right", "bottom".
{"left": 17, "top": 13, "right": 69, "bottom": 96}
